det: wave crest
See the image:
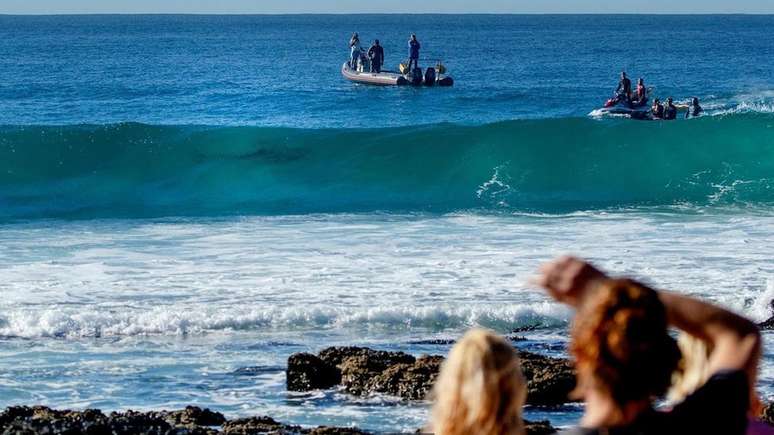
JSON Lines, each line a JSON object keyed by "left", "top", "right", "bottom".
{"left": 1, "top": 115, "right": 774, "bottom": 219}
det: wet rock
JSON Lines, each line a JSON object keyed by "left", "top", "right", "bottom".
{"left": 363, "top": 355, "right": 444, "bottom": 400}
{"left": 405, "top": 338, "right": 456, "bottom": 345}
{"left": 525, "top": 419, "right": 558, "bottom": 435}
{"left": 519, "top": 352, "right": 576, "bottom": 406}
{"left": 161, "top": 406, "right": 226, "bottom": 427}
{"left": 0, "top": 407, "right": 113, "bottom": 435}
{"left": 318, "top": 347, "right": 414, "bottom": 368}
{"left": 762, "top": 402, "right": 774, "bottom": 426}
{"left": 286, "top": 353, "right": 340, "bottom": 391}
{"left": 221, "top": 416, "right": 300, "bottom": 434}
{"left": 0, "top": 407, "right": 365, "bottom": 435}
{"left": 287, "top": 346, "right": 575, "bottom": 406}
{"left": 337, "top": 349, "right": 417, "bottom": 397}
{"left": 106, "top": 409, "right": 176, "bottom": 435}
{"left": 759, "top": 301, "right": 774, "bottom": 330}
{"left": 308, "top": 428, "right": 369, "bottom": 435}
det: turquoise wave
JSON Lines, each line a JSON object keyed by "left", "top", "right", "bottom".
{"left": 1, "top": 115, "right": 773, "bottom": 219}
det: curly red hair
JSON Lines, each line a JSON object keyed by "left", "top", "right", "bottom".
{"left": 571, "top": 279, "right": 681, "bottom": 406}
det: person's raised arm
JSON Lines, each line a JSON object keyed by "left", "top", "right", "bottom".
{"left": 659, "top": 291, "right": 760, "bottom": 376}
{"left": 535, "top": 256, "right": 761, "bottom": 376}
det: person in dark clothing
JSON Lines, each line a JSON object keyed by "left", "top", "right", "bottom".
{"left": 664, "top": 97, "right": 678, "bottom": 120}
{"left": 616, "top": 71, "right": 632, "bottom": 103}
{"left": 686, "top": 97, "right": 703, "bottom": 118}
{"left": 535, "top": 256, "right": 760, "bottom": 435}
{"left": 367, "top": 40, "right": 385, "bottom": 73}
{"left": 651, "top": 98, "right": 665, "bottom": 119}
{"left": 408, "top": 34, "right": 421, "bottom": 71}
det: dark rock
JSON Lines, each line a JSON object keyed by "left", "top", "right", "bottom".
{"left": 318, "top": 347, "right": 414, "bottom": 368}
{"left": 0, "top": 407, "right": 367, "bottom": 435}
{"left": 405, "top": 339, "right": 456, "bottom": 345}
{"left": 337, "top": 350, "right": 416, "bottom": 397}
{"left": 318, "top": 347, "right": 417, "bottom": 397}
{"left": 308, "top": 428, "right": 369, "bottom": 435}
{"left": 762, "top": 402, "right": 773, "bottom": 426}
{"left": 759, "top": 301, "right": 774, "bottom": 330}
{"left": 162, "top": 406, "right": 226, "bottom": 427}
{"left": 511, "top": 324, "right": 543, "bottom": 333}
{"left": 363, "top": 355, "right": 443, "bottom": 400}
{"left": 221, "top": 416, "right": 300, "bottom": 434}
{"left": 519, "top": 351, "right": 577, "bottom": 406}
{"left": 106, "top": 409, "right": 175, "bottom": 435}
{"left": 286, "top": 353, "right": 340, "bottom": 391}
{"left": 525, "top": 419, "right": 558, "bottom": 435}
{"left": 287, "top": 346, "right": 575, "bottom": 406}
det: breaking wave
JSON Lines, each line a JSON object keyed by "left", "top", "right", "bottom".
{"left": 1, "top": 114, "right": 773, "bottom": 219}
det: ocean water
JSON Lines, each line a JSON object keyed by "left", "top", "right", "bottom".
{"left": 0, "top": 14, "right": 773, "bottom": 432}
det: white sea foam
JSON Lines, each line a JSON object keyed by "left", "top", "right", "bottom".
{"left": 0, "top": 303, "right": 570, "bottom": 339}
{"left": 1, "top": 212, "right": 772, "bottom": 340}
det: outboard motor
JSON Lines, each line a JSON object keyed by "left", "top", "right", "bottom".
{"left": 424, "top": 67, "right": 436, "bottom": 86}
{"left": 410, "top": 67, "right": 423, "bottom": 86}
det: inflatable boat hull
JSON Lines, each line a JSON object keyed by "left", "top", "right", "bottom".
{"left": 341, "top": 63, "right": 454, "bottom": 87}
{"left": 341, "top": 63, "right": 408, "bottom": 86}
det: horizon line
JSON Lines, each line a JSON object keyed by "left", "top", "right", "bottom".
{"left": 2, "top": 12, "right": 774, "bottom": 16}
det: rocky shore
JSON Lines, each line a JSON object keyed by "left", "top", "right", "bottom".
{"left": 4, "top": 341, "right": 771, "bottom": 435}
{"left": 0, "top": 405, "right": 556, "bottom": 435}
{"left": 286, "top": 346, "right": 576, "bottom": 406}
{"left": 0, "top": 405, "right": 368, "bottom": 434}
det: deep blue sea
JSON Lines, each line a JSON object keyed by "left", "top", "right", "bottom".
{"left": 0, "top": 14, "right": 772, "bottom": 432}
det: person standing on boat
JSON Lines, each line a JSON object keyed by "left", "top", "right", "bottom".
{"left": 616, "top": 71, "right": 632, "bottom": 104}
{"left": 408, "top": 34, "right": 421, "bottom": 71}
{"left": 349, "top": 33, "right": 361, "bottom": 68}
{"left": 368, "top": 40, "right": 384, "bottom": 73}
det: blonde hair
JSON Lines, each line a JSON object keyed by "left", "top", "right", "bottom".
{"left": 669, "top": 332, "right": 763, "bottom": 415}
{"left": 429, "top": 329, "right": 527, "bottom": 435}
{"left": 668, "top": 332, "right": 711, "bottom": 404}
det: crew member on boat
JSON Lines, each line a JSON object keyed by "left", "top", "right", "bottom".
{"left": 616, "top": 71, "right": 632, "bottom": 103}
{"left": 408, "top": 34, "right": 421, "bottom": 71}
{"left": 349, "top": 33, "right": 361, "bottom": 68}
{"left": 368, "top": 40, "right": 384, "bottom": 73}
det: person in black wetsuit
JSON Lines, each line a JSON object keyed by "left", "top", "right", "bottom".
{"left": 651, "top": 98, "right": 665, "bottom": 119}
{"left": 367, "top": 40, "right": 385, "bottom": 73}
{"left": 408, "top": 34, "right": 421, "bottom": 72}
{"left": 664, "top": 97, "right": 678, "bottom": 120}
{"left": 685, "top": 97, "right": 703, "bottom": 118}
{"left": 616, "top": 71, "right": 632, "bottom": 103}
{"left": 535, "top": 256, "right": 760, "bottom": 435}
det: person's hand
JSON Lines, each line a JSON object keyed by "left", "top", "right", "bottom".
{"left": 534, "top": 256, "right": 608, "bottom": 307}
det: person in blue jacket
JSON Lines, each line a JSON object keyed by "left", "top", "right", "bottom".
{"left": 408, "top": 34, "right": 421, "bottom": 71}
